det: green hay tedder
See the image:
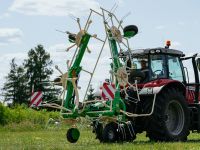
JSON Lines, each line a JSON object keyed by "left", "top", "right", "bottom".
{"left": 44, "top": 7, "right": 200, "bottom": 143}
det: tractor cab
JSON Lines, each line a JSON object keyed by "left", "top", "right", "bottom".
{"left": 123, "top": 47, "right": 185, "bottom": 84}
{"left": 122, "top": 45, "right": 200, "bottom": 105}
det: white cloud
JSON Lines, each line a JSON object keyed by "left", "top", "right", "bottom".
{"left": 155, "top": 25, "right": 165, "bottom": 30}
{"left": 9, "top": 0, "right": 100, "bottom": 16}
{"left": 171, "top": 41, "right": 181, "bottom": 49}
{"left": 117, "top": 0, "right": 124, "bottom": 4}
{"left": 178, "top": 21, "right": 185, "bottom": 26}
{"left": 0, "top": 52, "right": 27, "bottom": 73}
{"left": 0, "top": 28, "right": 23, "bottom": 45}
{"left": 48, "top": 43, "right": 68, "bottom": 52}
{"left": 0, "top": 13, "right": 10, "bottom": 19}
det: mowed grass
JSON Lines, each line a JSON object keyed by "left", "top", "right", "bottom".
{"left": 1, "top": 128, "right": 200, "bottom": 150}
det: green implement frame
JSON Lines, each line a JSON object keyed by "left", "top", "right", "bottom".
{"left": 48, "top": 7, "right": 148, "bottom": 143}
{"left": 62, "top": 31, "right": 126, "bottom": 120}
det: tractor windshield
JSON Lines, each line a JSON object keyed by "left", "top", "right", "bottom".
{"left": 129, "top": 54, "right": 169, "bottom": 83}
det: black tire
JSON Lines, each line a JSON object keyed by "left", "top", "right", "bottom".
{"left": 66, "top": 128, "right": 80, "bottom": 143}
{"left": 92, "top": 121, "right": 103, "bottom": 142}
{"left": 146, "top": 88, "right": 190, "bottom": 141}
{"left": 118, "top": 122, "right": 136, "bottom": 142}
{"left": 102, "top": 122, "right": 118, "bottom": 143}
{"left": 68, "top": 34, "right": 76, "bottom": 43}
{"left": 123, "top": 25, "right": 138, "bottom": 34}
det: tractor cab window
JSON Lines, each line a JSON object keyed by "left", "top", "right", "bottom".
{"left": 132, "top": 57, "right": 148, "bottom": 69}
{"left": 168, "top": 56, "right": 183, "bottom": 82}
{"left": 150, "top": 55, "right": 167, "bottom": 80}
{"left": 128, "top": 56, "right": 149, "bottom": 83}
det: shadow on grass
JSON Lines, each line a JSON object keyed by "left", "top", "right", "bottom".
{"left": 134, "top": 139, "right": 200, "bottom": 144}
{"left": 185, "top": 139, "right": 200, "bottom": 143}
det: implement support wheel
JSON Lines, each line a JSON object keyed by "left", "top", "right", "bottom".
{"left": 66, "top": 128, "right": 80, "bottom": 143}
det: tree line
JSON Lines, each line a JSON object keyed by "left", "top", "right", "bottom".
{"left": 1, "top": 44, "right": 60, "bottom": 106}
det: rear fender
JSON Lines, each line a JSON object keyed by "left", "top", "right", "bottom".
{"left": 139, "top": 79, "right": 186, "bottom": 95}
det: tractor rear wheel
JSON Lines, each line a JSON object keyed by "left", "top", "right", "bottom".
{"left": 146, "top": 88, "right": 190, "bottom": 141}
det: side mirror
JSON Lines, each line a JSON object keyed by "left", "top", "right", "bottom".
{"left": 197, "top": 58, "right": 200, "bottom": 72}
{"left": 123, "top": 25, "right": 138, "bottom": 38}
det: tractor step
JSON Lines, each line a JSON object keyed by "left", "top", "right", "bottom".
{"left": 189, "top": 104, "right": 200, "bottom": 132}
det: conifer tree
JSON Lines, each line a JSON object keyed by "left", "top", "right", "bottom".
{"left": 24, "top": 44, "right": 60, "bottom": 102}
{"left": 2, "top": 58, "right": 28, "bottom": 105}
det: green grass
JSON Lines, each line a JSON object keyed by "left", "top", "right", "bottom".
{"left": 1, "top": 104, "right": 200, "bottom": 150}
{"left": 1, "top": 127, "right": 200, "bottom": 150}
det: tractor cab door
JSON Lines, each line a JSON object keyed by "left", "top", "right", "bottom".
{"left": 167, "top": 55, "right": 184, "bottom": 81}
{"left": 181, "top": 55, "right": 200, "bottom": 104}
{"left": 197, "top": 58, "right": 200, "bottom": 73}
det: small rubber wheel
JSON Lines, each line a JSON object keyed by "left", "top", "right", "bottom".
{"left": 123, "top": 25, "right": 138, "bottom": 37}
{"left": 66, "top": 128, "right": 80, "bottom": 143}
{"left": 92, "top": 121, "right": 103, "bottom": 142}
{"left": 68, "top": 34, "right": 76, "bottom": 43}
{"left": 102, "top": 122, "right": 118, "bottom": 143}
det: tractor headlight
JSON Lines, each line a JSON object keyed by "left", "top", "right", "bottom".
{"left": 155, "top": 49, "right": 161, "bottom": 53}
{"left": 150, "top": 50, "right": 155, "bottom": 54}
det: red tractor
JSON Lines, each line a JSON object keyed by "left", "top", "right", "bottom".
{"left": 92, "top": 42, "right": 200, "bottom": 142}
{"left": 116, "top": 42, "right": 200, "bottom": 141}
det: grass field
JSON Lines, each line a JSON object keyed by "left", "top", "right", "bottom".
{"left": 1, "top": 127, "right": 200, "bottom": 150}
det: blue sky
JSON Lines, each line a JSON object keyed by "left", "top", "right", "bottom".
{"left": 0, "top": 0, "right": 200, "bottom": 100}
